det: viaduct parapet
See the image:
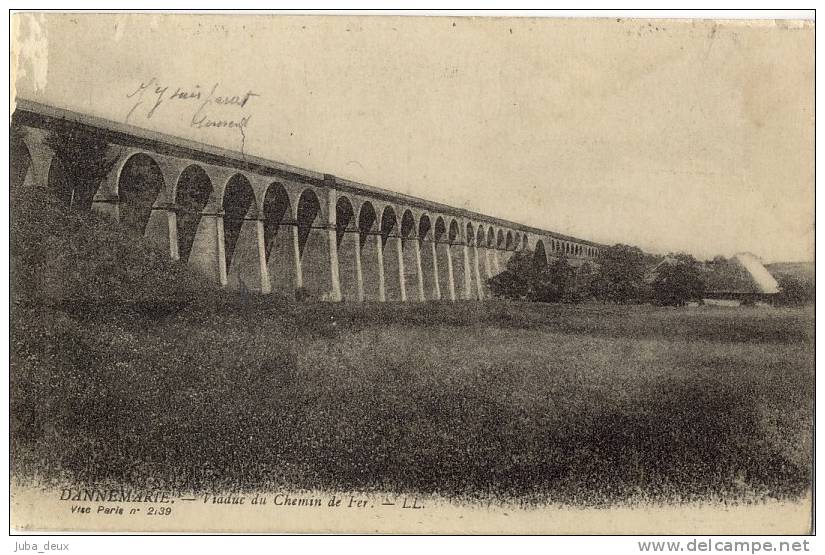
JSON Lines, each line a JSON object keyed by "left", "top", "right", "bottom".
{"left": 12, "top": 99, "right": 604, "bottom": 302}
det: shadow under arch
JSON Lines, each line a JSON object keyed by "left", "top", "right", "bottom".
{"left": 263, "top": 182, "right": 295, "bottom": 294}
{"left": 175, "top": 164, "right": 213, "bottom": 264}
{"left": 222, "top": 174, "right": 256, "bottom": 273}
{"left": 381, "top": 206, "right": 402, "bottom": 300}
{"left": 418, "top": 214, "right": 438, "bottom": 300}
{"left": 118, "top": 153, "right": 164, "bottom": 236}
{"left": 433, "top": 217, "right": 451, "bottom": 299}
{"left": 399, "top": 209, "right": 421, "bottom": 300}
{"left": 534, "top": 240, "right": 548, "bottom": 268}
{"left": 296, "top": 188, "right": 329, "bottom": 297}
{"left": 10, "top": 135, "right": 32, "bottom": 190}
{"left": 335, "top": 195, "right": 359, "bottom": 301}
{"left": 358, "top": 201, "right": 380, "bottom": 300}
{"left": 448, "top": 219, "right": 466, "bottom": 299}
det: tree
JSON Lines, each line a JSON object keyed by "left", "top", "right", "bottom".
{"left": 487, "top": 250, "right": 533, "bottom": 300}
{"left": 651, "top": 254, "right": 706, "bottom": 306}
{"left": 571, "top": 261, "right": 597, "bottom": 303}
{"left": 487, "top": 249, "right": 575, "bottom": 303}
{"left": 43, "top": 124, "right": 118, "bottom": 211}
{"left": 533, "top": 252, "right": 576, "bottom": 303}
{"left": 590, "top": 244, "right": 649, "bottom": 303}
{"left": 775, "top": 275, "right": 815, "bottom": 306}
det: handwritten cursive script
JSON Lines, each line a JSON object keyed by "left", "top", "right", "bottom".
{"left": 125, "top": 78, "right": 259, "bottom": 153}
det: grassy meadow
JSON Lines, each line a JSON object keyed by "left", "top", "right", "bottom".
{"left": 11, "top": 298, "right": 814, "bottom": 506}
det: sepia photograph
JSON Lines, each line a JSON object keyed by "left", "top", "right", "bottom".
{"left": 8, "top": 10, "right": 815, "bottom": 536}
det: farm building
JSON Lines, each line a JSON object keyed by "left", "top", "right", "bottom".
{"left": 702, "top": 253, "right": 779, "bottom": 306}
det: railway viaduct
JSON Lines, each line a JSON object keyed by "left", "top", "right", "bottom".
{"left": 11, "top": 99, "right": 604, "bottom": 302}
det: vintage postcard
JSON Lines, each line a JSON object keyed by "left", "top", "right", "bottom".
{"left": 9, "top": 12, "right": 814, "bottom": 535}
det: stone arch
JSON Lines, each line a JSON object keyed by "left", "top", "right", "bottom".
{"left": 47, "top": 156, "right": 74, "bottom": 207}
{"left": 433, "top": 216, "right": 451, "bottom": 299}
{"left": 381, "top": 205, "right": 403, "bottom": 301}
{"left": 522, "top": 234, "right": 529, "bottom": 251}
{"left": 484, "top": 227, "right": 497, "bottom": 276}
{"left": 263, "top": 182, "right": 295, "bottom": 294}
{"left": 118, "top": 153, "right": 164, "bottom": 236}
{"left": 418, "top": 214, "right": 438, "bottom": 300}
{"left": 400, "top": 209, "right": 420, "bottom": 301}
{"left": 494, "top": 229, "right": 507, "bottom": 272}
{"left": 477, "top": 224, "right": 491, "bottom": 282}
{"left": 222, "top": 174, "right": 256, "bottom": 275}
{"left": 296, "top": 188, "right": 330, "bottom": 297}
{"left": 10, "top": 135, "right": 32, "bottom": 190}
{"left": 448, "top": 219, "right": 460, "bottom": 244}
{"left": 418, "top": 213, "right": 432, "bottom": 241}
{"left": 506, "top": 230, "right": 514, "bottom": 251}
{"left": 175, "top": 164, "right": 213, "bottom": 265}
{"left": 534, "top": 240, "right": 548, "bottom": 268}
{"left": 468, "top": 223, "right": 484, "bottom": 300}
{"left": 401, "top": 210, "right": 417, "bottom": 239}
{"left": 358, "top": 201, "right": 381, "bottom": 300}
{"left": 380, "top": 205, "right": 398, "bottom": 244}
{"left": 448, "top": 219, "right": 465, "bottom": 300}
{"left": 335, "top": 195, "right": 359, "bottom": 301}
{"left": 434, "top": 216, "right": 447, "bottom": 243}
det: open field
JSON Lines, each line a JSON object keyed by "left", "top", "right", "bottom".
{"left": 11, "top": 299, "right": 814, "bottom": 506}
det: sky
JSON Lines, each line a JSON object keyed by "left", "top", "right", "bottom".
{"left": 11, "top": 13, "right": 814, "bottom": 262}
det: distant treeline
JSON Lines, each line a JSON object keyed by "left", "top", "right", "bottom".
{"left": 488, "top": 246, "right": 813, "bottom": 307}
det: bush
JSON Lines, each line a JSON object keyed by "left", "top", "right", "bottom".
{"left": 11, "top": 183, "right": 216, "bottom": 310}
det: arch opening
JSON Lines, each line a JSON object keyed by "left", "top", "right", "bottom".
{"left": 262, "top": 183, "right": 294, "bottom": 293}
{"left": 175, "top": 165, "right": 213, "bottom": 264}
{"left": 297, "top": 189, "right": 321, "bottom": 256}
{"left": 434, "top": 216, "right": 447, "bottom": 243}
{"left": 296, "top": 189, "right": 329, "bottom": 297}
{"left": 357, "top": 202, "right": 380, "bottom": 300}
{"left": 448, "top": 220, "right": 460, "bottom": 245}
{"left": 10, "top": 136, "right": 32, "bottom": 190}
{"left": 401, "top": 210, "right": 416, "bottom": 239}
{"left": 222, "top": 174, "right": 256, "bottom": 270}
{"left": 358, "top": 202, "right": 377, "bottom": 246}
{"left": 335, "top": 196, "right": 359, "bottom": 300}
{"left": 418, "top": 214, "right": 432, "bottom": 241}
{"left": 118, "top": 153, "right": 164, "bottom": 236}
{"left": 434, "top": 217, "right": 450, "bottom": 298}
{"left": 381, "top": 206, "right": 402, "bottom": 300}
{"left": 400, "top": 210, "right": 420, "bottom": 300}
{"left": 380, "top": 206, "right": 397, "bottom": 246}
{"left": 486, "top": 227, "right": 496, "bottom": 248}
{"left": 335, "top": 196, "right": 355, "bottom": 248}
{"left": 534, "top": 240, "right": 547, "bottom": 269}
